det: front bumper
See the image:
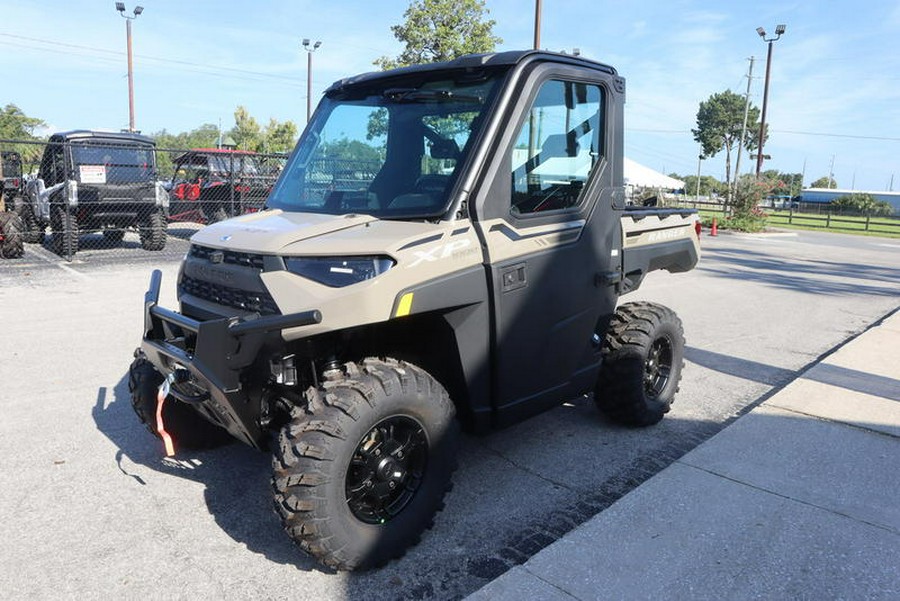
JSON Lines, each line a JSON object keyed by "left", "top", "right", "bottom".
{"left": 140, "top": 269, "right": 321, "bottom": 448}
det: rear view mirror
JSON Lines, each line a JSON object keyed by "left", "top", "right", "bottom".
{"left": 429, "top": 138, "right": 460, "bottom": 160}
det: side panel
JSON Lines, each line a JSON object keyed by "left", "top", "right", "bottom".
{"left": 389, "top": 266, "right": 493, "bottom": 430}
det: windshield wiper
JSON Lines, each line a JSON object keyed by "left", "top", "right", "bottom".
{"left": 383, "top": 87, "right": 482, "bottom": 104}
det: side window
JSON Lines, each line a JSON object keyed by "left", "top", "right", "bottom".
{"left": 510, "top": 80, "right": 603, "bottom": 215}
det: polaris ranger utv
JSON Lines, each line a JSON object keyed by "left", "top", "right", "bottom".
{"left": 129, "top": 50, "right": 700, "bottom": 570}
{"left": 23, "top": 130, "right": 169, "bottom": 256}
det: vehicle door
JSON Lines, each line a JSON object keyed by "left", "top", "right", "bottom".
{"left": 471, "top": 62, "right": 625, "bottom": 424}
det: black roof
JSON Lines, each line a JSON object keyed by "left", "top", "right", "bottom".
{"left": 325, "top": 50, "right": 618, "bottom": 94}
{"left": 48, "top": 130, "right": 156, "bottom": 146}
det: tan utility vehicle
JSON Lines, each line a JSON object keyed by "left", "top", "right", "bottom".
{"left": 130, "top": 50, "right": 700, "bottom": 570}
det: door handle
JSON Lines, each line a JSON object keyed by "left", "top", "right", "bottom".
{"left": 501, "top": 263, "right": 527, "bottom": 292}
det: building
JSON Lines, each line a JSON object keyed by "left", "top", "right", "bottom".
{"left": 797, "top": 188, "right": 900, "bottom": 214}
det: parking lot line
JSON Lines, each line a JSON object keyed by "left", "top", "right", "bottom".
{"left": 25, "top": 245, "right": 91, "bottom": 281}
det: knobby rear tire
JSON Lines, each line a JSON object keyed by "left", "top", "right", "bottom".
{"left": 139, "top": 209, "right": 167, "bottom": 251}
{"left": 51, "top": 206, "right": 78, "bottom": 257}
{"left": 14, "top": 198, "right": 44, "bottom": 244}
{"left": 0, "top": 212, "right": 24, "bottom": 258}
{"left": 595, "top": 301, "right": 685, "bottom": 426}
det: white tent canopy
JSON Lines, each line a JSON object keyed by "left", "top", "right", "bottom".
{"left": 624, "top": 158, "right": 685, "bottom": 190}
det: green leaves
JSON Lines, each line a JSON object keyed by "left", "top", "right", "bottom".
{"left": 375, "top": 0, "right": 502, "bottom": 70}
{"left": 692, "top": 90, "right": 762, "bottom": 160}
{"left": 0, "top": 104, "right": 47, "bottom": 164}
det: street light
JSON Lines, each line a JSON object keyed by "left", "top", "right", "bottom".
{"left": 696, "top": 154, "right": 704, "bottom": 204}
{"left": 302, "top": 38, "right": 322, "bottom": 124}
{"left": 115, "top": 3, "right": 144, "bottom": 132}
{"left": 754, "top": 24, "right": 786, "bottom": 178}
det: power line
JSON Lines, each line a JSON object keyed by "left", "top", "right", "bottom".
{"left": 773, "top": 129, "right": 900, "bottom": 142}
{"left": 629, "top": 126, "right": 900, "bottom": 143}
{"left": 0, "top": 32, "right": 306, "bottom": 84}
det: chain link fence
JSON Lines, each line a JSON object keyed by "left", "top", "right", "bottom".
{"left": 0, "top": 136, "right": 287, "bottom": 262}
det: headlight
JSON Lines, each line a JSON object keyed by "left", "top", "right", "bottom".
{"left": 284, "top": 256, "right": 395, "bottom": 287}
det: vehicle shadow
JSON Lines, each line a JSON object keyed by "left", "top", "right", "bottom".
{"left": 700, "top": 245, "right": 900, "bottom": 297}
{"left": 92, "top": 373, "right": 328, "bottom": 574}
{"left": 91, "top": 367, "right": 729, "bottom": 597}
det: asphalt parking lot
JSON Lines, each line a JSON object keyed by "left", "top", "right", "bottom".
{"left": 0, "top": 228, "right": 898, "bottom": 600}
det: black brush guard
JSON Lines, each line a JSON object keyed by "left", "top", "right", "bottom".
{"left": 140, "top": 269, "right": 321, "bottom": 448}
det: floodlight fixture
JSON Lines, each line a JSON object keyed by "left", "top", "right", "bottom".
{"left": 756, "top": 27, "right": 766, "bottom": 37}
{"left": 116, "top": 2, "right": 125, "bottom": 12}
{"left": 775, "top": 24, "right": 786, "bottom": 35}
{"left": 134, "top": 5, "right": 143, "bottom": 15}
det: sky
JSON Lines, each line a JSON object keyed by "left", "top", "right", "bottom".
{"left": 1, "top": 0, "right": 899, "bottom": 191}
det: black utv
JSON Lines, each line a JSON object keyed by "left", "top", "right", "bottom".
{"left": 22, "top": 130, "right": 169, "bottom": 256}
{"left": 1, "top": 150, "right": 24, "bottom": 203}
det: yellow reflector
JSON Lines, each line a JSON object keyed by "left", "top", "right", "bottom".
{"left": 395, "top": 292, "right": 414, "bottom": 317}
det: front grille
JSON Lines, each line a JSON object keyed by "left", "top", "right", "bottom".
{"left": 190, "top": 244, "right": 266, "bottom": 270}
{"left": 180, "top": 274, "right": 280, "bottom": 315}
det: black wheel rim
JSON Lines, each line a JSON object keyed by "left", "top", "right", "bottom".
{"left": 644, "top": 336, "right": 673, "bottom": 398}
{"left": 345, "top": 415, "right": 428, "bottom": 525}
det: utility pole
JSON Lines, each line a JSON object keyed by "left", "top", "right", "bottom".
{"left": 696, "top": 154, "right": 703, "bottom": 203}
{"left": 829, "top": 155, "right": 835, "bottom": 188}
{"left": 533, "top": 0, "right": 542, "bottom": 49}
{"left": 732, "top": 56, "right": 755, "bottom": 199}
{"left": 800, "top": 158, "right": 806, "bottom": 194}
{"left": 755, "top": 25, "right": 786, "bottom": 178}
{"left": 115, "top": 3, "right": 144, "bottom": 132}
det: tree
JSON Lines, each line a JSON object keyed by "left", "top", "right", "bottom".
{"left": 678, "top": 174, "right": 725, "bottom": 199}
{"left": 0, "top": 104, "right": 45, "bottom": 139}
{"left": 831, "top": 193, "right": 893, "bottom": 216}
{"left": 0, "top": 104, "right": 47, "bottom": 165}
{"left": 692, "top": 90, "right": 763, "bottom": 201}
{"left": 320, "top": 138, "right": 385, "bottom": 163}
{"left": 810, "top": 176, "right": 837, "bottom": 189}
{"left": 229, "top": 106, "right": 263, "bottom": 152}
{"left": 375, "top": 0, "right": 502, "bottom": 69}
{"left": 152, "top": 124, "right": 220, "bottom": 178}
{"left": 263, "top": 118, "right": 298, "bottom": 154}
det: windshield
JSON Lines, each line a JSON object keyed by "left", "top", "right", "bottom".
{"left": 267, "top": 69, "right": 505, "bottom": 219}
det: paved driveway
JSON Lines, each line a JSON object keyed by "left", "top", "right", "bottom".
{"left": 0, "top": 230, "right": 897, "bottom": 600}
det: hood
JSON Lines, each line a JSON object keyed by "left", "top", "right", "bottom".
{"left": 190, "top": 210, "right": 378, "bottom": 253}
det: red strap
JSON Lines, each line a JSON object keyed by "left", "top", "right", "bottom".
{"left": 156, "top": 387, "right": 176, "bottom": 457}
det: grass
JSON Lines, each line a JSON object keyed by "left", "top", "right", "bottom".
{"left": 692, "top": 207, "right": 900, "bottom": 239}
{"left": 766, "top": 210, "right": 900, "bottom": 239}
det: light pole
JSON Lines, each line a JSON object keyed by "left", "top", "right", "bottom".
{"left": 754, "top": 24, "right": 785, "bottom": 178}
{"left": 695, "top": 154, "right": 704, "bottom": 204}
{"left": 115, "top": 3, "right": 143, "bottom": 132}
{"left": 533, "top": 0, "right": 542, "bottom": 49}
{"left": 302, "top": 39, "right": 322, "bottom": 124}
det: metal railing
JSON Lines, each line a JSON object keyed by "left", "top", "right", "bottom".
{"left": 666, "top": 198, "right": 900, "bottom": 236}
